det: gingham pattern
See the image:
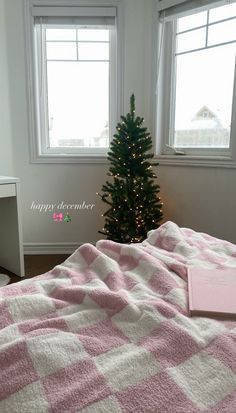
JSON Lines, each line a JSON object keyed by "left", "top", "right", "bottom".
{"left": 1, "top": 221, "right": 236, "bottom": 412}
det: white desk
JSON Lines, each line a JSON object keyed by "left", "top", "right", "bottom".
{"left": 0, "top": 176, "right": 25, "bottom": 277}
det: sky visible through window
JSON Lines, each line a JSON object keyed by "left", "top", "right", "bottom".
{"left": 174, "top": 3, "right": 236, "bottom": 148}
{"left": 46, "top": 28, "right": 109, "bottom": 148}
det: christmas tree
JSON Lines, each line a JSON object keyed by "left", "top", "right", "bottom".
{"left": 98, "top": 94, "right": 163, "bottom": 243}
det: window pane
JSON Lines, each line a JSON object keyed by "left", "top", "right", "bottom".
{"left": 47, "top": 61, "right": 109, "bottom": 147}
{"left": 209, "top": 3, "right": 236, "bottom": 23}
{"left": 177, "top": 28, "right": 206, "bottom": 53}
{"left": 77, "top": 29, "right": 109, "bottom": 41}
{"left": 47, "top": 42, "right": 77, "bottom": 60}
{"left": 78, "top": 42, "right": 109, "bottom": 60}
{"left": 174, "top": 44, "right": 235, "bottom": 148}
{"left": 208, "top": 19, "right": 236, "bottom": 46}
{"left": 46, "top": 28, "right": 76, "bottom": 41}
{"left": 177, "top": 11, "right": 207, "bottom": 32}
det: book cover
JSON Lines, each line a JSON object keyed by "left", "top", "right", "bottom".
{"left": 188, "top": 267, "right": 236, "bottom": 318}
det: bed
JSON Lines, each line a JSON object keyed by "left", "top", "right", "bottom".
{"left": 1, "top": 221, "right": 236, "bottom": 412}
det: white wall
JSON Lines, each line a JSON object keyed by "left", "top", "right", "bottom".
{"left": 0, "top": 0, "right": 14, "bottom": 176}
{"left": 158, "top": 165, "right": 236, "bottom": 243}
{"left": 2, "top": 0, "right": 236, "bottom": 249}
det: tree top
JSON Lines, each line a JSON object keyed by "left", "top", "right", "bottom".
{"left": 130, "top": 94, "right": 135, "bottom": 118}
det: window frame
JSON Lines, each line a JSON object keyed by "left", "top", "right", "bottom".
{"left": 154, "top": 1, "right": 236, "bottom": 167}
{"left": 24, "top": 0, "right": 124, "bottom": 164}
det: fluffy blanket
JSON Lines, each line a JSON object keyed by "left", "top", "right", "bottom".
{"left": 1, "top": 221, "right": 236, "bottom": 413}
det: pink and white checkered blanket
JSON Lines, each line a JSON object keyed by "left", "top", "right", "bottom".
{"left": 1, "top": 221, "right": 236, "bottom": 413}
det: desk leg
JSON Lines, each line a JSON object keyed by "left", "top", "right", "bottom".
{"left": 0, "top": 193, "right": 25, "bottom": 277}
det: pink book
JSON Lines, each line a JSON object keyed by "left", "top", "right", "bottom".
{"left": 188, "top": 267, "right": 236, "bottom": 318}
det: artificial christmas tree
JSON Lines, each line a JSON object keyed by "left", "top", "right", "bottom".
{"left": 98, "top": 94, "right": 163, "bottom": 243}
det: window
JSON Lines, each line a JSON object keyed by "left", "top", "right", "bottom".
{"left": 25, "top": 1, "right": 122, "bottom": 162}
{"left": 156, "top": 0, "right": 236, "bottom": 165}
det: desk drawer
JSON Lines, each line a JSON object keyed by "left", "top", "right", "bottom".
{"left": 0, "top": 184, "right": 16, "bottom": 198}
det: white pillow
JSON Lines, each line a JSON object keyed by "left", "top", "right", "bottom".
{"left": 0, "top": 274, "right": 10, "bottom": 287}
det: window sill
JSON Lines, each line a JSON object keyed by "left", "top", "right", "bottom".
{"left": 154, "top": 154, "right": 236, "bottom": 168}
{"left": 30, "top": 153, "right": 109, "bottom": 164}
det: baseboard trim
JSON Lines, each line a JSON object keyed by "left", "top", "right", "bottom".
{"left": 23, "top": 242, "right": 91, "bottom": 255}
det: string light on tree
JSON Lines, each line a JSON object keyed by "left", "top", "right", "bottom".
{"left": 97, "top": 94, "right": 163, "bottom": 243}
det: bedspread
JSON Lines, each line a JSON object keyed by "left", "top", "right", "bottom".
{"left": 1, "top": 221, "right": 236, "bottom": 412}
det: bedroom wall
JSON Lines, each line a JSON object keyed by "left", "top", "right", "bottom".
{"left": 157, "top": 165, "right": 236, "bottom": 243}
{"left": 0, "top": 0, "right": 14, "bottom": 176}
{"left": 2, "top": 0, "right": 236, "bottom": 251}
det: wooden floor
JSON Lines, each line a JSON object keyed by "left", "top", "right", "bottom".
{"left": 0, "top": 255, "right": 69, "bottom": 284}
